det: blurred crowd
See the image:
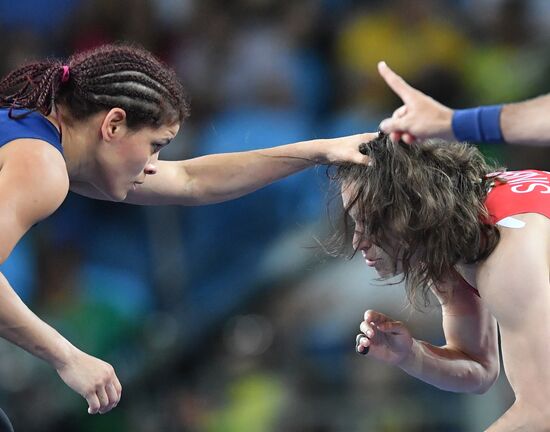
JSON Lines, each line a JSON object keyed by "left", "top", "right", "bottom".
{"left": 0, "top": 0, "right": 549, "bottom": 430}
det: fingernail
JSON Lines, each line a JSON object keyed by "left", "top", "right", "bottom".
{"left": 357, "top": 345, "right": 370, "bottom": 356}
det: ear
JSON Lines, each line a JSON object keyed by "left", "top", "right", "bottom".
{"left": 100, "top": 108, "right": 128, "bottom": 142}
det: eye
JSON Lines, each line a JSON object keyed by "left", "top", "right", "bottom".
{"left": 151, "top": 143, "right": 163, "bottom": 153}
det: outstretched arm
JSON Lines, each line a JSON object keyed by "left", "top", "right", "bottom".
{"left": 499, "top": 95, "right": 550, "bottom": 145}
{"left": 378, "top": 61, "right": 550, "bottom": 146}
{"left": 358, "top": 275, "right": 499, "bottom": 394}
{"left": 73, "top": 133, "right": 374, "bottom": 205}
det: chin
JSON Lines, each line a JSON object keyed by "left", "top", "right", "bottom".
{"left": 101, "top": 186, "right": 128, "bottom": 202}
{"left": 113, "top": 191, "right": 129, "bottom": 202}
{"left": 376, "top": 266, "right": 403, "bottom": 279}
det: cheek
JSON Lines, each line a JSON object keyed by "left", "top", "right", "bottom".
{"left": 125, "top": 146, "right": 151, "bottom": 170}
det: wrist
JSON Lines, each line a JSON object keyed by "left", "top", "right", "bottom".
{"left": 306, "top": 139, "right": 330, "bottom": 164}
{"left": 451, "top": 105, "right": 504, "bottom": 143}
{"left": 435, "top": 107, "right": 455, "bottom": 141}
{"left": 47, "top": 335, "right": 78, "bottom": 370}
{"left": 315, "top": 133, "right": 374, "bottom": 165}
{"left": 397, "top": 338, "right": 421, "bottom": 371}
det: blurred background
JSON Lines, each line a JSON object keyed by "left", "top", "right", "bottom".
{"left": 1, "top": 0, "right": 549, "bottom": 430}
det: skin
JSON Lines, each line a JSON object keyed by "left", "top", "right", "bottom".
{"left": 377, "top": 61, "right": 550, "bottom": 147}
{"left": 343, "top": 185, "right": 550, "bottom": 430}
{"left": 0, "top": 104, "right": 374, "bottom": 415}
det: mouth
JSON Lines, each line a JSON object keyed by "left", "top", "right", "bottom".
{"left": 361, "top": 250, "right": 379, "bottom": 267}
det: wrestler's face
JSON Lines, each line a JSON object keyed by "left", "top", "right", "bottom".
{"left": 341, "top": 184, "right": 403, "bottom": 278}
{"left": 94, "top": 109, "right": 180, "bottom": 201}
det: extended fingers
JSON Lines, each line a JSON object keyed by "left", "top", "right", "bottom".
{"left": 377, "top": 61, "right": 416, "bottom": 103}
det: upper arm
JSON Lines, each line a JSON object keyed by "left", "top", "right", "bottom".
{"left": 0, "top": 139, "right": 69, "bottom": 263}
{"left": 432, "top": 274, "right": 500, "bottom": 372}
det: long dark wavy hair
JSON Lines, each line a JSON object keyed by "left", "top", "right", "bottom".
{"left": 0, "top": 43, "right": 189, "bottom": 129}
{"left": 331, "top": 133, "right": 503, "bottom": 306}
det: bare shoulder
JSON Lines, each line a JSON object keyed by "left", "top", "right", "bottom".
{"left": 479, "top": 213, "right": 550, "bottom": 276}
{"left": 0, "top": 138, "right": 69, "bottom": 217}
{"left": 476, "top": 213, "right": 550, "bottom": 320}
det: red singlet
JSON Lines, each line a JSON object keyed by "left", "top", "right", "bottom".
{"left": 457, "top": 170, "right": 550, "bottom": 295}
{"left": 485, "top": 169, "right": 550, "bottom": 225}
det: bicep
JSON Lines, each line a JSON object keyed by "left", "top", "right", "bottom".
{"left": 433, "top": 277, "right": 499, "bottom": 368}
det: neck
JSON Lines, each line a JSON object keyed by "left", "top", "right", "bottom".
{"left": 47, "top": 109, "right": 99, "bottom": 184}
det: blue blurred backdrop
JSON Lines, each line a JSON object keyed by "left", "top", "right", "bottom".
{"left": 1, "top": 0, "right": 549, "bottom": 430}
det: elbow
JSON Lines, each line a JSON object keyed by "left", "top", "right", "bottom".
{"left": 472, "top": 364, "right": 500, "bottom": 395}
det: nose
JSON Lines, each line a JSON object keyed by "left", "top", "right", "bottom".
{"left": 144, "top": 163, "right": 157, "bottom": 175}
{"left": 353, "top": 231, "right": 370, "bottom": 250}
{"left": 352, "top": 231, "right": 365, "bottom": 249}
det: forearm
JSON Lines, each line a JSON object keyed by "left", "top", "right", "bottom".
{"left": 0, "top": 272, "right": 74, "bottom": 368}
{"left": 398, "top": 339, "right": 494, "bottom": 394}
{"left": 500, "top": 94, "right": 550, "bottom": 146}
{"left": 181, "top": 135, "right": 364, "bottom": 205}
{"left": 183, "top": 144, "right": 313, "bottom": 204}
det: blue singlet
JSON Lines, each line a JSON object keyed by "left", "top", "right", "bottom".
{"left": 0, "top": 108, "right": 63, "bottom": 155}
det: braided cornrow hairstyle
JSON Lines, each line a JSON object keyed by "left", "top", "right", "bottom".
{"left": 0, "top": 43, "right": 189, "bottom": 129}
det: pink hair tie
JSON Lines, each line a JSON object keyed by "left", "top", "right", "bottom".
{"left": 61, "top": 65, "right": 70, "bottom": 83}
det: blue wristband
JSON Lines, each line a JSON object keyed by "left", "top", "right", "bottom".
{"left": 452, "top": 105, "right": 504, "bottom": 143}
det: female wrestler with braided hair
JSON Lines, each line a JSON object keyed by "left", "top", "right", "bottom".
{"left": 336, "top": 133, "right": 550, "bottom": 430}
{"left": 0, "top": 43, "right": 372, "bottom": 427}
